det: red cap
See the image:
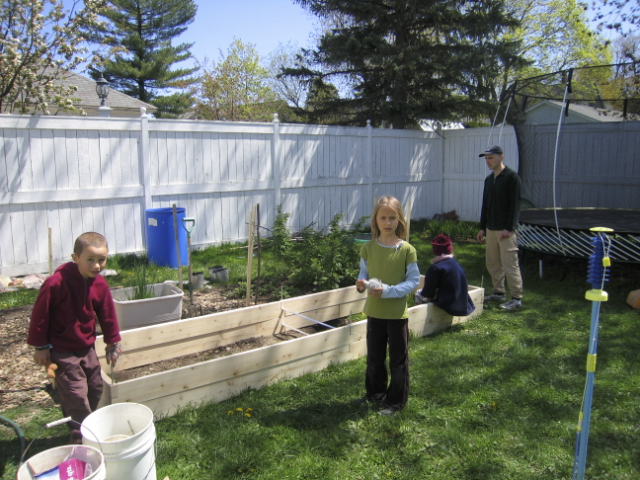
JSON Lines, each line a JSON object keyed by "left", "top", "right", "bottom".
{"left": 431, "top": 234, "right": 453, "bottom": 255}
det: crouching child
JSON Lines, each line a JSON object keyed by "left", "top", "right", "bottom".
{"left": 415, "top": 234, "right": 475, "bottom": 317}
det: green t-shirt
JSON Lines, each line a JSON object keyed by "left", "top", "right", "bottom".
{"left": 360, "top": 240, "right": 417, "bottom": 320}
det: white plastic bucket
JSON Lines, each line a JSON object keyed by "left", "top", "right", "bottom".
{"left": 81, "top": 403, "right": 156, "bottom": 480}
{"left": 17, "top": 445, "right": 105, "bottom": 480}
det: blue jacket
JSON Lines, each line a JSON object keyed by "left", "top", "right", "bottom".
{"left": 420, "top": 258, "right": 475, "bottom": 317}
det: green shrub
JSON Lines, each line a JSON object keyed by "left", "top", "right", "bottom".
{"left": 263, "top": 205, "right": 293, "bottom": 262}
{"left": 289, "top": 213, "right": 360, "bottom": 291}
{"left": 262, "top": 209, "right": 360, "bottom": 293}
{"left": 412, "top": 218, "right": 479, "bottom": 242}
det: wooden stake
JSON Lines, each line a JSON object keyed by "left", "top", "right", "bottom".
{"left": 254, "top": 204, "right": 261, "bottom": 306}
{"left": 245, "top": 205, "right": 256, "bottom": 307}
{"left": 406, "top": 199, "right": 412, "bottom": 241}
{"left": 48, "top": 227, "right": 53, "bottom": 276}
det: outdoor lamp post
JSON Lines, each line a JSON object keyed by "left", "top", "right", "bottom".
{"left": 96, "top": 76, "right": 110, "bottom": 106}
{"left": 96, "top": 76, "right": 112, "bottom": 117}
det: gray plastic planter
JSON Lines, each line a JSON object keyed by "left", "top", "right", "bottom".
{"left": 111, "top": 282, "right": 183, "bottom": 331}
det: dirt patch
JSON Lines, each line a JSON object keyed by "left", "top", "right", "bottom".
{"left": 179, "top": 284, "right": 271, "bottom": 319}
{"left": 0, "top": 304, "right": 57, "bottom": 414}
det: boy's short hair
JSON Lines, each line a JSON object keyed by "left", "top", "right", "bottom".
{"left": 371, "top": 195, "right": 408, "bottom": 239}
{"left": 74, "top": 232, "right": 109, "bottom": 256}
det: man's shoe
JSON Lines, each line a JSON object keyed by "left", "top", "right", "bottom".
{"left": 378, "top": 405, "right": 401, "bottom": 416}
{"left": 484, "top": 293, "right": 506, "bottom": 302}
{"left": 500, "top": 298, "right": 522, "bottom": 310}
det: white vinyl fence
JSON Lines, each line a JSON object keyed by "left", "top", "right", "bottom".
{"left": 0, "top": 113, "right": 517, "bottom": 276}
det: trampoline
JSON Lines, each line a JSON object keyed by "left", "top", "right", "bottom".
{"left": 518, "top": 208, "right": 640, "bottom": 263}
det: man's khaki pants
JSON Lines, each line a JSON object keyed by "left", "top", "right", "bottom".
{"left": 485, "top": 229, "right": 523, "bottom": 299}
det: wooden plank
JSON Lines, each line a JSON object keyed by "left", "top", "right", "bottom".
{"left": 98, "top": 302, "right": 366, "bottom": 372}
{"left": 128, "top": 344, "right": 364, "bottom": 418}
{"left": 97, "top": 285, "right": 483, "bottom": 417}
{"left": 97, "top": 281, "right": 419, "bottom": 370}
{"left": 101, "top": 286, "right": 364, "bottom": 354}
{"left": 407, "top": 285, "right": 483, "bottom": 336}
{"left": 110, "top": 323, "right": 366, "bottom": 402}
{"left": 106, "top": 302, "right": 283, "bottom": 351}
{"left": 98, "top": 316, "right": 276, "bottom": 371}
{"left": 280, "top": 286, "right": 362, "bottom": 313}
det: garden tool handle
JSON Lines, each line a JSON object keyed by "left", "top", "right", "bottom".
{"left": 182, "top": 217, "right": 196, "bottom": 236}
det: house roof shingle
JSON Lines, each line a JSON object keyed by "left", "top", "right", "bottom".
{"left": 59, "top": 71, "right": 157, "bottom": 112}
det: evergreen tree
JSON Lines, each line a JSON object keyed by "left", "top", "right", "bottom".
{"left": 89, "top": 0, "right": 198, "bottom": 118}
{"left": 288, "top": 0, "right": 527, "bottom": 128}
{"left": 301, "top": 78, "right": 352, "bottom": 124}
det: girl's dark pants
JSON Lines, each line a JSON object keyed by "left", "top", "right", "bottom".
{"left": 365, "top": 317, "right": 409, "bottom": 409}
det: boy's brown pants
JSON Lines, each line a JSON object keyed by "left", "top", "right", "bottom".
{"left": 51, "top": 346, "right": 103, "bottom": 440}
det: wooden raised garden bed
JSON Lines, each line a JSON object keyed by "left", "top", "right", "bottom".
{"left": 96, "top": 278, "right": 484, "bottom": 418}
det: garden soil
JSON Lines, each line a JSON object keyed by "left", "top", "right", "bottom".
{"left": 0, "top": 284, "right": 350, "bottom": 416}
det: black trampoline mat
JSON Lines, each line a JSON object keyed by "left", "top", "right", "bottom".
{"left": 519, "top": 208, "right": 640, "bottom": 234}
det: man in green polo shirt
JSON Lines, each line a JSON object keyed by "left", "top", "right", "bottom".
{"left": 476, "top": 145, "right": 523, "bottom": 310}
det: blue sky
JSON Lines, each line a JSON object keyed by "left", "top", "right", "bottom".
{"left": 180, "top": 0, "right": 317, "bottom": 63}
{"left": 62, "top": 0, "right": 317, "bottom": 71}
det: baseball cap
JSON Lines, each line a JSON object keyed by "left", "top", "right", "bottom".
{"left": 479, "top": 145, "right": 504, "bottom": 157}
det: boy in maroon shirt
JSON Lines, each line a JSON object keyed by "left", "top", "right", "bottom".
{"left": 28, "top": 232, "right": 123, "bottom": 444}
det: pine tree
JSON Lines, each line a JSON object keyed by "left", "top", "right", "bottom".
{"left": 289, "top": 0, "right": 528, "bottom": 128}
{"left": 89, "top": 0, "right": 198, "bottom": 118}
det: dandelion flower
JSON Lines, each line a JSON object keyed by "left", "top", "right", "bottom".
{"left": 227, "top": 410, "right": 234, "bottom": 415}
{"left": 246, "top": 408, "right": 253, "bottom": 412}
{"left": 236, "top": 407, "right": 244, "bottom": 412}
{"left": 245, "top": 413, "right": 251, "bottom": 418}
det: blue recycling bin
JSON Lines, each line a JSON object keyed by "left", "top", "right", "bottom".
{"left": 145, "top": 207, "right": 188, "bottom": 268}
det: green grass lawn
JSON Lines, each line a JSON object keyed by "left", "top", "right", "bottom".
{"left": 1, "top": 223, "right": 639, "bottom": 479}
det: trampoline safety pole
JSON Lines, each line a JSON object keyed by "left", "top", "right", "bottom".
{"left": 573, "top": 227, "right": 612, "bottom": 480}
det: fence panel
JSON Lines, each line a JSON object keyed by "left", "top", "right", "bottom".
{"left": 1, "top": 115, "right": 510, "bottom": 276}
{"left": 442, "top": 127, "right": 518, "bottom": 221}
